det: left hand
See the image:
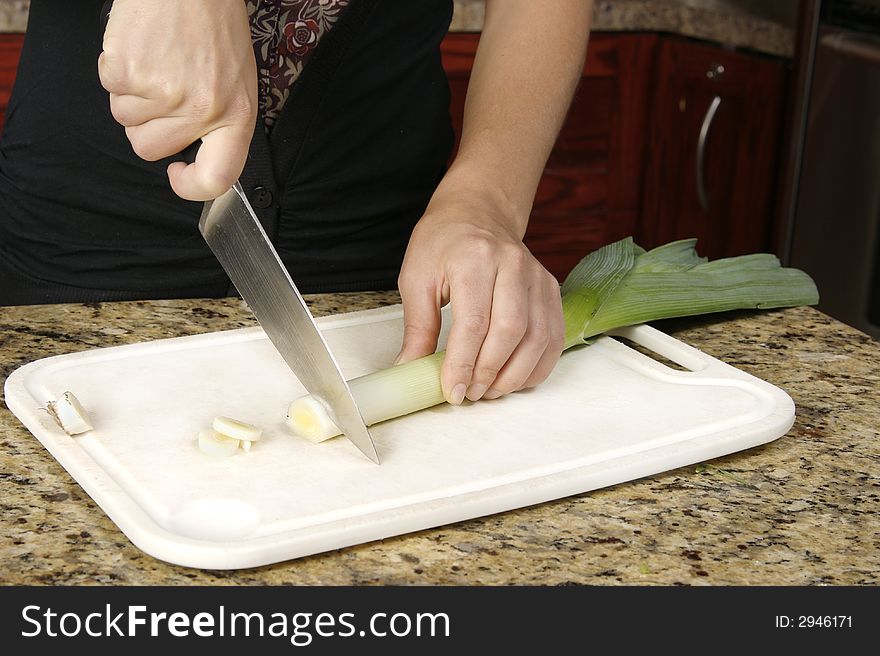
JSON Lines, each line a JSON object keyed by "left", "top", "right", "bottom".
{"left": 396, "top": 189, "right": 565, "bottom": 405}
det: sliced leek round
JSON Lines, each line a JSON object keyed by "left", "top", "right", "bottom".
{"left": 212, "top": 416, "right": 262, "bottom": 442}
{"left": 198, "top": 429, "right": 240, "bottom": 457}
{"left": 286, "top": 396, "right": 342, "bottom": 443}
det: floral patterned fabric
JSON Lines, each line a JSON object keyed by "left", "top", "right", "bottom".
{"left": 246, "top": 0, "right": 350, "bottom": 129}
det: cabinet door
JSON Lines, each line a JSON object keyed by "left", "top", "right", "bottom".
{"left": 442, "top": 33, "right": 656, "bottom": 280}
{"left": 0, "top": 34, "right": 24, "bottom": 133}
{"left": 639, "top": 37, "right": 787, "bottom": 259}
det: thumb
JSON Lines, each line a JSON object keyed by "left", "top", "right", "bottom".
{"left": 167, "top": 122, "right": 253, "bottom": 201}
{"left": 396, "top": 279, "right": 442, "bottom": 365}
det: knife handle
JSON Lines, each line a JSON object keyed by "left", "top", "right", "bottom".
{"left": 100, "top": 0, "right": 201, "bottom": 166}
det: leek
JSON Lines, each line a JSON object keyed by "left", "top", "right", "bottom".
{"left": 286, "top": 237, "right": 819, "bottom": 442}
{"left": 46, "top": 391, "right": 93, "bottom": 436}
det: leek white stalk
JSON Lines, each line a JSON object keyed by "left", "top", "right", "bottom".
{"left": 46, "top": 391, "right": 93, "bottom": 436}
{"left": 287, "top": 353, "right": 444, "bottom": 443}
{"left": 286, "top": 237, "right": 820, "bottom": 442}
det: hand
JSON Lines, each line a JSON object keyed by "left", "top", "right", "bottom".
{"left": 98, "top": 0, "right": 257, "bottom": 201}
{"left": 396, "top": 189, "right": 565, "bottom": 405}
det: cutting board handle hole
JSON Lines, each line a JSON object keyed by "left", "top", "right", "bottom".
{"left": 608, "top": 336, "right": 698, "bottom": 372}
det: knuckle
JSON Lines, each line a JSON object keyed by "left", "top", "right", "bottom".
{"left": 506, "top": 245, "right": 530, "bottom": 268}
{"left": 529, "top": 315, "right": 550, "bottom": 336}
{"left": 126, "top": 131, "right": 161, "bottom": 161}
{"left": 188, "top": 91, "right": 255, "bottom": 128}
{"left": 446, "top": 359, "right": 475, "bottom": 379}
{"left": 403, "top": 321, "right": 435, "bottom": 344}
{"left": 109, "top": 99, "right": 130, "bottom": 126}
{"left": 493, "top": 314, "right": 527, "bottom": 342}
{"left": 473, "top": 361, "right": 502, "bottom": 382}
{"left": 467, "top": 236, "right": 496, "bottom": 260}
{"left": 199, "top": 168, "right": 238, "bottom": 197}
{"left": 491, "top": 377, "right": 520, "bottom": 395}
{"left": 228, "top": 92, "right": 257, "bottom": 123}
{"left": 397, "top": 271, "right": 428, "bottom": 296}
{"left": 187, "top": 91, "right": 216, "bottom": 123}
{"left": 461, "top": 312, "right": 490, "bottom": 335}
{"left": 528, "top": 332, "right": 552, "bottom": 354}
{"left": 523, "top": 315, "right": 552, "bottom": 346}
{"left": 98, "top": 56, "right": 125, "bottom": 91}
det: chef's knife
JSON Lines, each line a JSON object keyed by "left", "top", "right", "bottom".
{"left": 199, "top": 186, "right": 379, "bottom": 464}
{"left": 100, "top": 0, "right": 379, "bottom": 464}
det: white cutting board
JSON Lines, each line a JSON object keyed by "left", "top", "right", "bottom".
{"left": 5, "top": 304, "right": 794, "bottom": 569}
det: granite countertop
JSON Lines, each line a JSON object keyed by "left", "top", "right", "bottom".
{"left": 1, "top": 297, "right": 877, "bottom": 585}
{"left": 451, "top": 0, "right": 796, "bottom": 57}
{"left": 0, "top": 0, "right": 795, "bottom": 57}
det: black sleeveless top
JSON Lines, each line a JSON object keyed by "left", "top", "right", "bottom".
{"left": 0, "top": 0, "right": 454, "bottom": 305}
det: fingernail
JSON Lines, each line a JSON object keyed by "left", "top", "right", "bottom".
{"left": 465, "top": 383, "right": 487, "bottom": 401}
{"left": 483, "top": 388, "right": 503, "bottom": 400}
{"left": 450, "top": 383, "right": 467, "bottom": 405}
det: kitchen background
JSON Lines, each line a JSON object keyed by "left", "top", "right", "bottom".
{"left": 1, "top": 0, "right": 877, "bottom": 338}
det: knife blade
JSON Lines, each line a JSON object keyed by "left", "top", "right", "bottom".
{"left": 199, "top": 183, "right": 379, "bottom": 464}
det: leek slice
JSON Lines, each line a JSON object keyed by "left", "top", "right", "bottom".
{"left": 286, "top": 237, "right": 819, "bottom": 441}
{"left": 46, "top": 392, "right": 93, "bottom": 436}
{"left": 212, "top": 416, "right": 262, "bottom": 442}
{"left": 198, "top": 429, "right": 240, "bottom": 457}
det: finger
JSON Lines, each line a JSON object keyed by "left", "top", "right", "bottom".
{"left": 464, "top": 268, "right": 528, "bottom": 401}
{"left": 519, "top": 277, "right": 566, "bottom": 389}
{"left": 396, "top": 276, "right": 442, "bottom": 365}
{"left": 97, "top": 51, "right": 124, "bottom": 94}
{"left": 97, "top": 50, "right": 144, "bottom": 97}
{"left": 167, "top": 122, "right": 253, "bottom": 201}
{"left": 482, "top": 281, "right": 554, "bottom": 399}
{"left": 109, "top": 93, "right": 162, "bottom": 128}
{"left": 125, "top": 118, "right": 201, "bottom": 162}
{"left": 442, "top": 268, "right": 495, "bottom": 405}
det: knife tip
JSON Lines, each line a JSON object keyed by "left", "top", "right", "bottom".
{"left": 365, "top": 448, "right": 380, "bottom": 465}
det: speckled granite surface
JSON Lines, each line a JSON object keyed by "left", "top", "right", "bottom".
{"left": 0, "top": 0, "right": 794, "bottom": 56}
{"left": 451, "top": 0, "right": 795, "bottom": 56}
{"left": 0, "top": 0, "right": 26, "bottom": 32}
{"left": 0, "top": 297, "right": 877, "bottom": 585}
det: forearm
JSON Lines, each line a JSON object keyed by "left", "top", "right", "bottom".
{"left": 438, "top": 0, "right": 593, "bottom": 236}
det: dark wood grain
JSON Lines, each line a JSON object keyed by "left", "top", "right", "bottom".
{"left": 0, "top": 33, "right": 24, "bottom": 133}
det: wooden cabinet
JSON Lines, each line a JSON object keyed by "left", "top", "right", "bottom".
{"left": 639, "top": 37, "right": 787, "bottom": 260}
{"left": 443, "top": 33, "right": 657, "bottom": 280}
{"left": 0, "top": 34, "right": 24, "bottom": 133}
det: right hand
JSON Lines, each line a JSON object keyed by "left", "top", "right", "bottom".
{"left": 98, "top": 0, "right": 258, "bottom": 201}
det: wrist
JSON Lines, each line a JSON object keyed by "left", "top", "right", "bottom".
{"left": 431, "top": 161, "right": 532, "bottom": 238}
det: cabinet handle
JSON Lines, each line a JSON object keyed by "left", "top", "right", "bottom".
{"left": 696, "top": 95, "right": 721, "bottom": 212}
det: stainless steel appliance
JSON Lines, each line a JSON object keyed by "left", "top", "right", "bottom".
{"left": 785, "top": 0, "right": 880, "bottom": 339}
